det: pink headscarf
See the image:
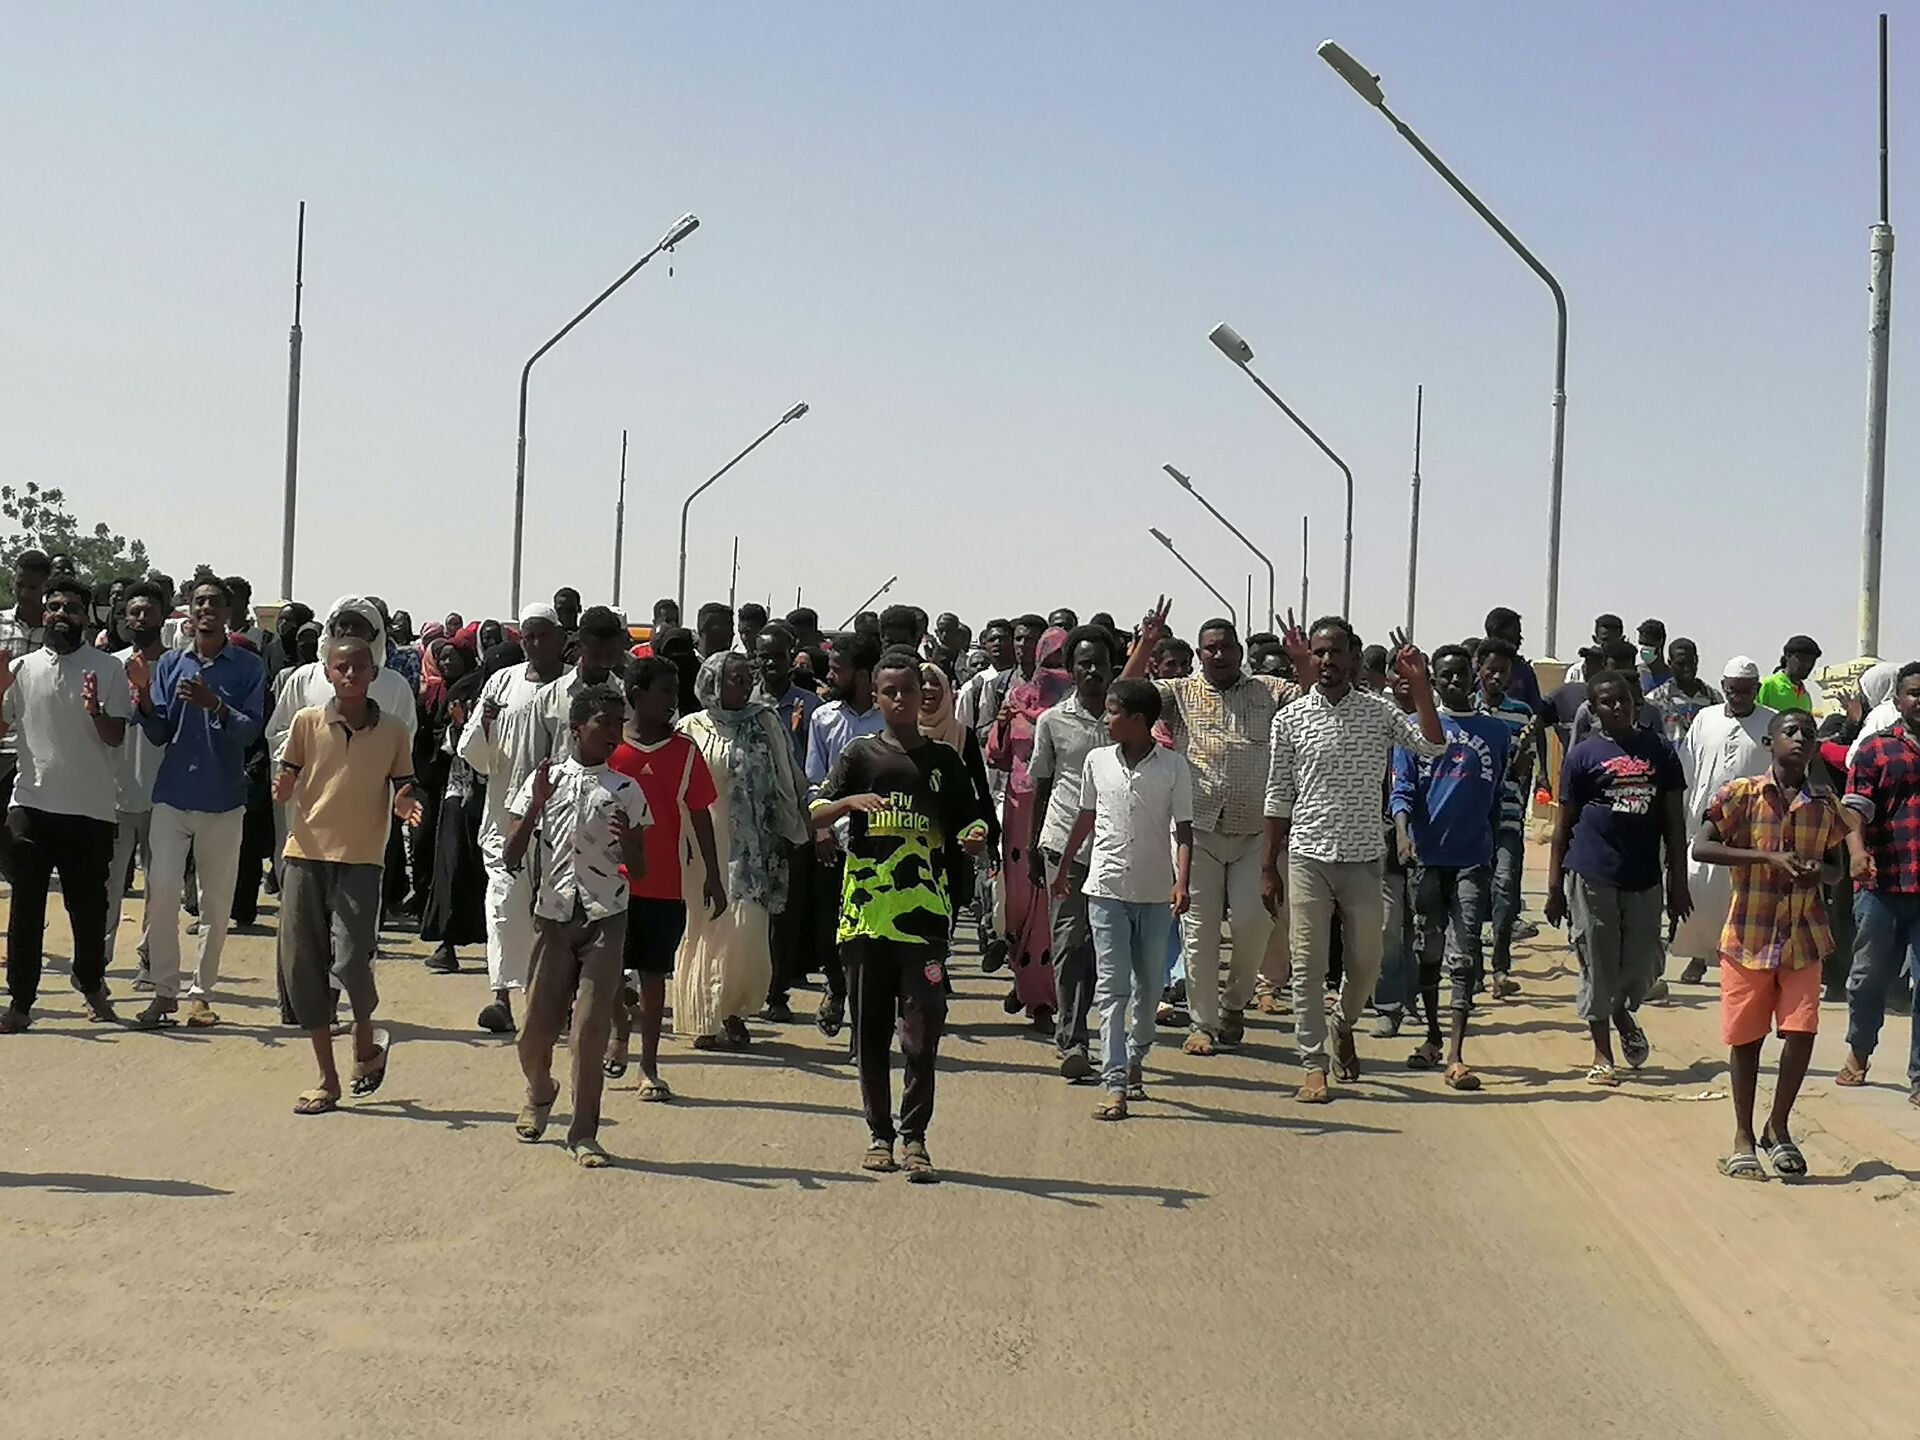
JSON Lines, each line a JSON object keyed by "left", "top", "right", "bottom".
{"left": 988, "top": 626, "right": 1075, "bottom": 795}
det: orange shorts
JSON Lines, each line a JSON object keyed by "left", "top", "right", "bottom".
{"left": 1719, "top": 959, "right": 1822, "bottom": 1047}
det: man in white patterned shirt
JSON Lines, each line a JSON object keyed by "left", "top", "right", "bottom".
{"left": 1264, "top": 618, "right": 1445, "bottom": 1103}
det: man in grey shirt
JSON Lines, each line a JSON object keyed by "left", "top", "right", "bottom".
{"left": 1029, "top": 626, "right": 1114, "bottom": 1078}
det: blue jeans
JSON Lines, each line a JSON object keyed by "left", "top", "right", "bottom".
{"left": 1846, "top": 888, "right": 1920, "bottom": 1088}
{"left": 1089, "top": 897, "right": 1173, "bottom": 1093}
{"left": 1373, "top": 866, "right": 1415, "bottom": 1014}
{"left": 1487, "top": 827, "right": 1524, "bottom": 973}
{"left": 1413, "top": 862, "right": 1490, "bottom": 1016}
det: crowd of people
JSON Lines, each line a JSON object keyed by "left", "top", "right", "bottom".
{"left": 0, "top": 544, "right": 1915, "bottom": 1184}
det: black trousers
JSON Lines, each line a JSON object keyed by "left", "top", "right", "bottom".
{"left": 847, "top": 937, "right": 948, "bottom": 1145}
{"left": 767, "top": 839, "right": 814, "bottom": 1007}
{"left": 809, "top": 850, "right": 848, "bottom": 1001}
{"left": 5, "top": 806, "right": 116, "bottom": 1013}
{"left": 230, "top": 763, "right": 274, "bottom": 926}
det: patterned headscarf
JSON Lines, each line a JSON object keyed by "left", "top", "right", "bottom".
{"left": 693, "top": 652, "right": 788, "bottom": 911}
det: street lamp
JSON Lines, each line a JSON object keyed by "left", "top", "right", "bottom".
{"left": 1318, "top": 38, "right": 1568, "bottom": 656}
{"left": 839, "top": 575, "right": 899, "bottom": 631}
{"left": 1208, "top": 322, "right": 1354, "bottom": 618}
{"left": 1164, "top": 464, "right": 1276, "bottom": 630}
{"left": 510, "top": 210, "right": 699, "bottom": 614}
{"left": 677, "top": 402, "right": 810, "bottom": 617}
{"left": 1148, "top": 527, "right": 1235, "bottom": 628}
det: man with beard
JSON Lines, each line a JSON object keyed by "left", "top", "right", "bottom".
{"left": 125, "top": 579, "right": 266, "bottom": 1029}
{"left": 458, "top": 604, "right": 571, "bottom": 1032}
{"left": 107, "top": 580, "right": 170, "bottom": 983}
{"left": 0, "top": 575, "right": 133, "bottom": 1031}
{"left": 266, "top": 601, "right": 314, "bottom": 685}
{"left": 0, "top": 548, "right": 53, "bottom": 824}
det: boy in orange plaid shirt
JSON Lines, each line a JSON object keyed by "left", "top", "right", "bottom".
{"left": 1692, "top": 710, "right": 1866, "bottom": 1180}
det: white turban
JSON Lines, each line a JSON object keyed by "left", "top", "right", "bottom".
{"left": 1722, "top": 655, "right": 1761, "bottom": 681}
{"left": 518, "top": 603, "right": 560, "bottom": 628}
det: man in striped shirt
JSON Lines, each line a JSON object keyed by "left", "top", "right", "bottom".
{"left": 1475, "top": 638, "right": 1547, "bottom": 995}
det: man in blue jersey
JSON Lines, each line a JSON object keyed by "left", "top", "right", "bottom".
{"left": 1392, "top": 644, "right": 1510, "bottom": 1090}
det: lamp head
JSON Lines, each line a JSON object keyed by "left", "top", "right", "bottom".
{"left": 1318, "top": 41, "right": 1384, "bottom": 108}
{"left": 1209, "top": 323, "right": 1254, "bottom": 367}
{"left": 1163, "top": 464, "right": 1194, "bottom": 490}
{"left": 782, "top": 402, "right": 810, "bottom": 423}
{"left": 1149, "top": 527, "right": 1174, "bottom": 550}
{"left": 661, "top": 213, "right": 700, "bottom": 248}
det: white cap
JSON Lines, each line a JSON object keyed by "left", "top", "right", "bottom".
{"left": 518, "top": 603, "right": 560, "bottom": 627}
{"left": 1722, "top": 655, "right": 1761, "bottom": 680}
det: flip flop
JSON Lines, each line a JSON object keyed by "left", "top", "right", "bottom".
{"left": 1761, "top": 1127, "right": 1808, "bottom": 1176}
{"left": 637, "top": 1078, "right": 673, "bottom": 1103}
{"left": 516, "top": 1089, "right": 559, "bottom": 1142}
{"left": 348, "top": 1028, "right": 391, "bottom": 1098}
{"left": 1443, "top": 1062, "right": 1481, "bottom": 1092}
{"left": 1718, "top": 1151, "right": 1765, "bottom": 1182}
{"left": 567, "top": 1138, "right": 611, "bottom": 1169}
{"left": 1835, "top": 1058, "right": 1869, "bottom": 1087}
{"left": 1093, "top": 1097, "right": 1128, "bottom": 1122}
{"left": 1586, "top": 1063, "right": 1620, "bottom": 1087}
{"left": 293, "top": 1088, "right": 339, "bottom": 1116}
{"left": 603, "top": 1044, "right": 630, "bottom": 1081}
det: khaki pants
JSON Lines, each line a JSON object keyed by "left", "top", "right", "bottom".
{"left": 519, "top": 904, "right": 626, "bottom": 1145}
{"left": 1180, "top": 830, "right": 1273, "bottom": 1037}
{"left": 1287, "top": 855, "right": 1385, "bottom": 1073}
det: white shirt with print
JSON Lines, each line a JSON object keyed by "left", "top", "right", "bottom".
{"left": 509, "top": 758, "right": 651, "bottom": 923}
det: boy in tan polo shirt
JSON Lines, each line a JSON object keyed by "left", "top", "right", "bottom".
{"left": 273, "top": 636, "right": 422, "bottom": 1115}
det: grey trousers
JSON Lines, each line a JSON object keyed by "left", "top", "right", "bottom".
{"left": 1044, "top": 850, "right": 1095, "bottom": 1053}
{"left": 277, "top": 858, "right": 383, "bottom": 1030}
{"left": 1412, "top": 863, "right": 1490, "bottom": 1016}
{"left": 1567, "top": 873, "right": 1662, "bottom": 1022}
{"left": 1288, "top": 854, "right": 1385, "bottom": 1073}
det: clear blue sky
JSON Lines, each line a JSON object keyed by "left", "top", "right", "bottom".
{"left": 2, "top": 1, "right": 1910, "bottom": 669}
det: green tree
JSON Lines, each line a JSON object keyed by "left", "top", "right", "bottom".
{"left": 0, "top": 481, "right": 150, "bottom": 603}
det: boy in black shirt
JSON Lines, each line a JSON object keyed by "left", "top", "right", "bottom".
{"left": 813, "top": 648, "right": 988, "bottom": 1182}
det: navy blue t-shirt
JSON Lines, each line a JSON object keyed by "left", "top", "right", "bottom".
{"left": 1559, "top": 728, "right": 1685, "bottom": 892}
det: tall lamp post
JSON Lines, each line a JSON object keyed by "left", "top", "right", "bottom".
{"left": 1860, "top": 12, "right": 1895, "bottom": 659}
{"left": 511, "top": 211, "right": 699, "bottom": 614}
{"left": 1208, "top": 323, "right": 1354, "bottom": 618}
{"left": 278, "top": 200, "right": 305, "bottom": 601}
{"left": 840, "top": 575, "right": 899, "bottom": 630}
{"left": 1164, "top": 464, "right": 1276, "bottom": 630}
{"left": 1406, "top": 385, "right": 1423, "bottom": 634}
{"left": 611, "top": 429, "right": 629, "bottom": 609}
{"left": 1318, "top": 39, "right": 1568, "bottom": 656}
{"left": 1148, "top": 528, "right": 1235, "bottom": 628}
{"left": 676, "top": 402, "right": 810, "bottom": 617}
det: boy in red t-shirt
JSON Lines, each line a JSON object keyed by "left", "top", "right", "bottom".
{"left": 606, "top": 657, "right": 727, "bottom": 1098}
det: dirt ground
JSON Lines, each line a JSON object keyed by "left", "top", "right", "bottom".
{"left": 4, "top": 883, "right": 1919, "bottom": 1440}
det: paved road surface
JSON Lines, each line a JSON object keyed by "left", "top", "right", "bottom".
{"left": 4, "top": 896, "right": 1917, "bottom": 1439}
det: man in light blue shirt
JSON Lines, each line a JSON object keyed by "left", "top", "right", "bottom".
{"left": 800, "top": 634, "right": 884, "bottom": 1037}
{"left": 128, "top": 578, "right": 266, "bottom": 1028}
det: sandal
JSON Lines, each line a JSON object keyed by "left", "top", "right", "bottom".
{"left": 1093, "top": 1096, "right": 1128, "bottom": 1122}
{"left": 82, "top": 989, "right": 118, "bottom": 1024}
{"left": 293, "top": 1087, "right": 339, "bottom": 1116}
{"left": 637, "top": 1077, "right": 673, "bottom": 1103}
{"left": 862, "top": 1141, "right": 898, "bottom": 1173}
{"left": 1125, "top": 1064, "right": 1147, "bottom": 1102}
{"left": 1835, "top": 1054, "right": 1869, "bottom": 1087}
{"left": 0, "top": 1007, "right": 29, "bottom": 1034}
{"left": 1619, "top": 1024, "right": 1650, "bottom": 1070}
{"left": 1718, "top": 1151, "right": 1766, "bottom": 1182}
{"left": 348, "top": 1028, "right": 391, "bottom": 1098}
{"left": 132, "top": 999, "right": 179, "bottom": 1030}
{"left": 1586, "top": 1063, "right": 1620, "bottom": 1087}
{"left": 603, "top": 1041, "right": 630, "bottom": 1081}
{"left": 516, "top": 1088, "right": 559, "bottom": 1142}
{"left": 1295, "top": 1071, "right": 1331, "bottom": 1105}
{"left": 1443, "top": 1062, "right": 1481, "bottom": 1092}
{"left": 722, "top": 1016, "right": 751, "bottom": 1049}
{"left": 567, "top": 1138, "right": 611, "bottom": 1169}
{"left": 1182, "top": 1031, "right": 1215, "bottom": 1057}
{"left": 901, "top": 1140, "right": 938, "bottom": 1184}
{"left": 1761, "top": 1126, "right": 1808, "bottom": 1176}
{"left": 1332, "top": 1025, "right": 1361, "bottom": 1083}
{"left": 1406, "top": 1042, "right": 1442, "bottom": 1071}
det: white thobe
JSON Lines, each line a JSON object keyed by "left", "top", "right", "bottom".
{"left": 1670, "top": 703, "right": 1776, "bottom": 959}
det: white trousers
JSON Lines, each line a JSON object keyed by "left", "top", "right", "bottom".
{"left": 481, "top": 832, "right": 532, "bottom": 992}
{"left": 146, "top": 803, "right": 246, "bottom": 1000}
{"left": 1179, "top": 829, "right": 1273, "bottom": 1036}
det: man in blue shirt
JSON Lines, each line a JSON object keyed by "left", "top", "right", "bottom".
{"left": 803, "top": 633, "right": 886, "bottom": 1037}
{"left": 127, "top": 578, "right": 266, "bottom": 1029}
{"left": 1391, "top": 644, "right": 1509, "bottom": 1090}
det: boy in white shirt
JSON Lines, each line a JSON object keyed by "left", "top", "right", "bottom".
{"left": 1053, "top": 679, "right": 1193, "bottom": 1120}
{"left": 505, "top": 688, "right": 651, "bottom": 1168}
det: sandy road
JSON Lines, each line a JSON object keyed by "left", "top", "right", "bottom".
{"left": 3, "top": 895, "right": 1917, "bottom": 1440}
